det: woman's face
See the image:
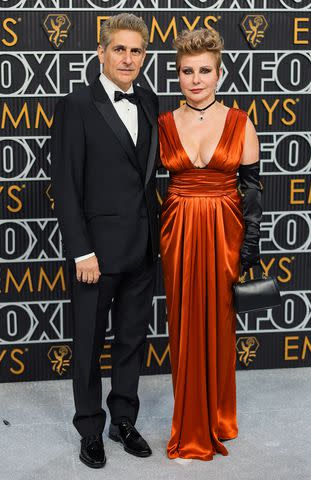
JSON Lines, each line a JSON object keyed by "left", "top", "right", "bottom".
{"left": 178, "top": 51, "right": 220, "bottom": 105}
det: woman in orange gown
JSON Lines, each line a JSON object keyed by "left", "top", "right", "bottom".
{"left": 159, "top": 28, "right": 262, "bottom": 461}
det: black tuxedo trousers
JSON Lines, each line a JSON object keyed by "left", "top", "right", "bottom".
{"left": 71, "top": 256, "right": 155, "bottom": 437}
{"left": 51, "top": 77, "right": 160, "bottom": 437}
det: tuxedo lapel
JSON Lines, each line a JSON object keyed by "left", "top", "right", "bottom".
{"left": 145, "top": 124, "right": 158, "bottom": 187}
{"left": 90, "top": 76, "right": 139, "bottom": 174}
{"left": 134, "top": 86, "right": 158, "bottom": 187}
{"left": 134, "top": 86, "right": 155, "bottom": 126}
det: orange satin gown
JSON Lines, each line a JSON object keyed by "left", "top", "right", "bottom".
{"left": 159, "top": 107, "right": 248, "bottom": 461}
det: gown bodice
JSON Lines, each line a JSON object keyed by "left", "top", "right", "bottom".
{"left": 158, "top": 108, "right": 248, "bottom": 197}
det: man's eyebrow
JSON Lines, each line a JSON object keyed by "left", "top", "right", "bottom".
{"left": 113, "top": 44, "right": 143, "bottom": 51}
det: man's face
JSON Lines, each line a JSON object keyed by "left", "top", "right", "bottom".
{"left": 97, "top": 29, "right": 146, "bottom": 91}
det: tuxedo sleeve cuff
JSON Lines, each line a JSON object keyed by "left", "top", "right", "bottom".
{"left": 74, "top": 252, "right": 95, "bottom": 263}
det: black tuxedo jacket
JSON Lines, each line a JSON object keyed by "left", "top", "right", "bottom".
{"left": 51, "top": 76, "right": 160, "bottom": 273}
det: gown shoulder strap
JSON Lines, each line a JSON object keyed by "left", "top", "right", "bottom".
{"left": 158, "top": 111, "right": 171, "bottom": 128}
{"left": 215, "top": 109, "right": 249, "bottom": 170}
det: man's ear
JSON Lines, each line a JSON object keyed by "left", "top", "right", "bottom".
{"left": 97, "top": 44, "right": 105, "bottom": 65}
{"left": 141, "top": 50, "right": 147, "bottom": 67}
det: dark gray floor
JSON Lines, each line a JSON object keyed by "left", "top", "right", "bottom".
{"left": 1, "top": 368, "right": 310, "bottom": 480}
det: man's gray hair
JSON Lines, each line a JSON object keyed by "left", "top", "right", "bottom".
{"left": 99, "top": 13, "right": 149, "bottom": 50}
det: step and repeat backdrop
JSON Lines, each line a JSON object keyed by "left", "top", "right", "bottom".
{"left": 0, "top": 0, "right": 310, "bottom": 382}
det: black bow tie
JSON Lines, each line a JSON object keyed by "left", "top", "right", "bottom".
{"left": 114, "top": 90, "right": 138, "bottom": 105}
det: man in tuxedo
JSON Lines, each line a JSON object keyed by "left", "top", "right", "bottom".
{"left": 51, "top": 13, "right": 159, "bottom": 468}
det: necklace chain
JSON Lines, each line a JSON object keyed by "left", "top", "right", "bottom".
{"left": 186, "top": 99, "right": 216, "bottom": 121}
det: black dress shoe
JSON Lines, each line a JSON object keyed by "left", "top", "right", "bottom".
{"left": 79, "top": 434, "right": 106, "bottom": 469}
{"left": 109, "top": 418, "right": 152, "bottom": 457}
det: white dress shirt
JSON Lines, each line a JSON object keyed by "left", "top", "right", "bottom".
{"left": 99, "top": 73, "right": 138, "bottom": 145}
{"left": 75, "top": 73, "right": 138, "bottom": 263}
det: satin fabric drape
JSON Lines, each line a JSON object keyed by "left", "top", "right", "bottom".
{"left": 159, "top": 108, "right": 248, "bottom": 461}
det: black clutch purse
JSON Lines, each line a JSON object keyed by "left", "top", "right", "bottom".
{"left": 233, "top": 267, "right": 282, "bottom": 314}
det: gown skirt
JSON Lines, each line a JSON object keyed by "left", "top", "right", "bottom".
{"left": 158, "top": 108, "right": 248, "bottom": 461}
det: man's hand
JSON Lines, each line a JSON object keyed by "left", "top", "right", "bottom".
{"left": 76, "top": 256, "right": 101, "bottom": 284}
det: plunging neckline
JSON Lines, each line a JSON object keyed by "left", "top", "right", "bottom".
{"left": 170, "top": 107, "right": 232, "bottom": 170}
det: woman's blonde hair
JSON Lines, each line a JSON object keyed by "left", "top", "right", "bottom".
{"left": 173, "top": 28, "right": 224, "bottom": 76}
{"left": 99, "top": 13, "right": 149, "bottom": 50}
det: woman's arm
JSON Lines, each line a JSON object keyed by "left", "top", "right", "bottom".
{"left": 240, "top": 117, "right": 259, "bottom": 166}
{"left": 238, "top": 117, "right": 263, "bottom": 274}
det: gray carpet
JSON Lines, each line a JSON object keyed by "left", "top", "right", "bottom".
{"left": 0, "top": 368, "right": 310, "bottom": 480}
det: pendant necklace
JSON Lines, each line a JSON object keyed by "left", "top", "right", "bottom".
{"left": 186, "top": 98, "right": 216, "bottom": 121}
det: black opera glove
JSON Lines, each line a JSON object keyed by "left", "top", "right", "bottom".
{"left": 238, "top": 161, "right": 263, "bottom": 274}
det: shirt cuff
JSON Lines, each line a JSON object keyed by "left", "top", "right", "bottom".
{"left": 74, "top": 252, "right": 95, "bottom": 263}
